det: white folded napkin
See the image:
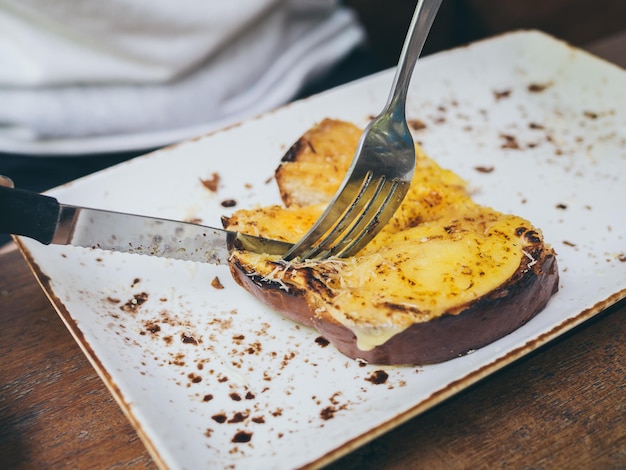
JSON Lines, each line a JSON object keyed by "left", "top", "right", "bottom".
{"left": 0, "top": 0, "right": 364, "bottom": 154}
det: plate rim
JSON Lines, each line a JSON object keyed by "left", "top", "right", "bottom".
{"left": 12, "top": 28, "right": 626, "bottom": 468}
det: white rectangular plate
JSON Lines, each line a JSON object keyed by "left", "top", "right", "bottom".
{"left": 17, "top": 30, "right": 626, "bottom": 469}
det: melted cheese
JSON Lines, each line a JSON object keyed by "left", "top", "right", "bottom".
{"left": 317, "top": 210, "right": 533, "bottom": 350}
{"left": 232, "top": 208, "right": 535, "bottom": 351}
{"left": 226, "top": 120, "right": 545, "bottom": 352}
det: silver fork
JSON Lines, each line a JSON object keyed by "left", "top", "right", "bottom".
{"left": 282, "top": 0, "right": 442, "bottom": 261}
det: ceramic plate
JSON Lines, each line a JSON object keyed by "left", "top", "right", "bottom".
{"left": 16, "top": 31, "right": 626, "bottom": 469}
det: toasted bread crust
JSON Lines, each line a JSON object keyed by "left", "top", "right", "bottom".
{"left": 229, "top": 262, "right": 315, "bottom": 327}
{"left": 275, "top": 119, "right": 362, "bottom": 207}
{"left": 225, "top": 119, "right": 560, "bottom": 365}
{"left": 229, "top": 246, "right": 558, "bottom": 364}
{"left": 311, "top": 247, "right": 558, "bottom": 364}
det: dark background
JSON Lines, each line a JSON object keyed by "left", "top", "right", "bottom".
{"left": 348, "top": 0, "right": 626, "bottom": 67}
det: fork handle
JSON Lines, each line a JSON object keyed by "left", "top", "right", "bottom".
{"left": 386, "top": 0, "right": 443, "bottom": 112}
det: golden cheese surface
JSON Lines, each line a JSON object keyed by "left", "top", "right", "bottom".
{"left": 230, "top": 208, "right": 538, "bottom": 350}
{"left": 226, "top": 119, "right": 546, "bottom": 351}
{"left": 312, "top": 209, "right": 537, "bottom": 350}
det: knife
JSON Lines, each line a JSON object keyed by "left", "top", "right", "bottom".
{"left": 0, "top": 177, "right": 292, "bottom": 264}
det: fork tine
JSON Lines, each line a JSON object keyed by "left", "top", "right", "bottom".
{"left": 294, "top": 177, "right": 402, "bottom": 260}
{"left": 281, "top": 0, "right": 441, "bottom": 262}
{"left": 282, "top": 171, "right": 373, "bottom": 261}
{"left": 308, "top": 176, "right": 382, "bottom": 250}
{"left": 331, "top": 179, "right": 402, "bottom": 258}
{"left": 316, "top": 177, "right": 390, "bottom": 256}
{"left": 292, "top": 175, "right": 385, "bottom": 260}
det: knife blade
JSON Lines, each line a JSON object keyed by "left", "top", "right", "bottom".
{"left": 0, "top": 183, "right": 292, "bottom": 264}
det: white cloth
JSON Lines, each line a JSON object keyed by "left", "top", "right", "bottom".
{"left": 0, "top": 0, "right": 364, "bottom": 154}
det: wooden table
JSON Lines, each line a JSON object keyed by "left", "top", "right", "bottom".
{"left": 1, "top": 36, "right": 625, "bottom": 469}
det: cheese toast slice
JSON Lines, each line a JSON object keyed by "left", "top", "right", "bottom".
{"left": 223, "top": 119, "right": 559, "bottom": 365}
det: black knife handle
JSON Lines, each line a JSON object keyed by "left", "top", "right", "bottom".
{"left": 0, "top": 185, "right": 61, "bottom": 245}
